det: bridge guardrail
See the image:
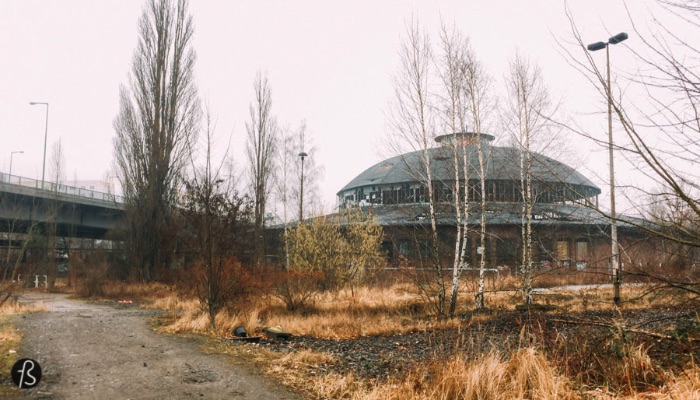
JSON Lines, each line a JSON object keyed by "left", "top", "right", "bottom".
{"left": 0, "top": 172, "right": 124, "bottom": 204}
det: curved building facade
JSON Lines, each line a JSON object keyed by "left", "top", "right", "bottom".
{"left": 335, "top": 133, "right": 632, "bottom": 269}
{"left": 338, "top": 133, "right": 600, "bottom": 209}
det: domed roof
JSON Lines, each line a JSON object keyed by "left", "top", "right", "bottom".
{"left": 338, "top": 142, "right": 600, "bottom": 199}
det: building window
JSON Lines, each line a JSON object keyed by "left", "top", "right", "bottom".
{"left": 575, "top": 240, "right": 589, "bottom": 270}
{"left": 575, "top": 241, "right": 588, "bottom": 261}
{"left": 556, "top": 240, "right": 570, "bottom": 267}
{"left": 397, "top": 240, "right": 410, "bottom": 258}
{"left": 497, "top": 240, "right": 516, "bottom": 263}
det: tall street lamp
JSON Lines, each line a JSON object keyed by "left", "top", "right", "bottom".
{"left": 298, "top": 151, "right": 308, "bottom": 223}
{"left": 9, "top": 150, "right": 24, "bottom": 177}
{"left": 29, "top": 101, "right": 49, "bottom": 189}
{"left": 587, "top": 32, "right": 628, "bottom": 306}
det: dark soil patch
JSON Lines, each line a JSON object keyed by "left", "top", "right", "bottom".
{"left": 251, "top": 307, "right": 700, "bottom": 389}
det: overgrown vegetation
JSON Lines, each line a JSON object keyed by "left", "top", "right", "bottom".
{"left": 0, "top": 298, "right": 48, "bottom": 398}
{"left": 280, "top": 208, "right": 386, "bottom": 310}
{"left": 2, "top": 1, "right": 697, "bottom": 399}
{"left": 0, "top": 316, "right": 20, "bottom": 398}
{"left": 71, "top": 268, "right": 693, "bottom": 399}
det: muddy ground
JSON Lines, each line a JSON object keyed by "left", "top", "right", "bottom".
{"left": 10, "top": 293, "right": 299, "bottom": 400}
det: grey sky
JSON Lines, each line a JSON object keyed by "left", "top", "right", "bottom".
{"left": 0, "top": 0, "right": 668, "bottom": 212}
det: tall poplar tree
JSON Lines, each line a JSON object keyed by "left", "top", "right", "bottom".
{"left": 114, "top": 0, "right": 200, "bottom": 280}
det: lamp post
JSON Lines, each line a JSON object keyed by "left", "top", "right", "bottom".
{"left": 29, "top": 101, "right": 49, "bottom": 189}
{"left": 587, "top": 32, "right": 628, "bottom": 306}
{"left": 298, "top": 151, "right": 308, "bottom": 223}
{"left": 9, "top": 150, "right": 24, "bottom": 177}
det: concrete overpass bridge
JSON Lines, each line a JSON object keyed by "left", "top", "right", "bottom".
{"left": 0, "top": 173, "right": 125, "bottom": 240}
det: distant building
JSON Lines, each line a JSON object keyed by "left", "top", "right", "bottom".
{"left": 332, "top": 132, "right": 643, "bottom": 270}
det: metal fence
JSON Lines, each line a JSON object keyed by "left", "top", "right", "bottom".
{"left": 0, "top": 172, "right": 124, "bottom": 204}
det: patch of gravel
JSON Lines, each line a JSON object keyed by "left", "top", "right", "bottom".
{"left": 253, "top": 308, "right": 700, "bottom": 382}
{"left": 14, "top": 292, "right": 300, "bottom": 399}
{"left": 254, "top": 316, "right": 523, "bottom": 380}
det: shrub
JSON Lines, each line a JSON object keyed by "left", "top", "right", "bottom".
{"left": 271, "top": 268, "right": 323, "bottom": 312}
{"left": 183, "top": 259, "right": 271, "bottom": 319}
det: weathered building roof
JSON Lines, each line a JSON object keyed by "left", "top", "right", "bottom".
{"left": 328, "top": 202, "right": 628, "bottom": 228}
{"left": 338, "top": 144, "right": 600, "bottom": 197}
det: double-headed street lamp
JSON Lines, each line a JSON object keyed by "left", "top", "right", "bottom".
{"left": 9, "top": 150, "right": 24, "bottom": 177}
{"left": 587, "top": 32, "right": 628, "bottom": 306}
{"left": 29, "top": 101, "right": 49, "bottom": 189}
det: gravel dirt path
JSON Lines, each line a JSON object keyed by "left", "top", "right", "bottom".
{"left": 13, "top": 293, "right": 299, "bottom": 400}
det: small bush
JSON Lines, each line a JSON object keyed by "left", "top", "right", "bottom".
{"left": 182, "top": 259, "right": 272, "bottom": 320}
{"left": 76, "top": 262, "right": 109, "bottom": 297}
{"left": 271, "top": 268, "right": 323, "bottom": 312}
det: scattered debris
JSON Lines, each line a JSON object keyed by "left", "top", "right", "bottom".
{"left": 233, "top": 326, "right": 247, "bottom": 337}
{"left": 263, "top": 327, "right": 292, "bottom": 341}
{"left": 224, "top": 325, "right": 263, "bottom": 343}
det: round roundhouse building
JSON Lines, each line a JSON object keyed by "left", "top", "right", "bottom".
{"left": 336, "top": 132, "right": 628, "bottom": 270}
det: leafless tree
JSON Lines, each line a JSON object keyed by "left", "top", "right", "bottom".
{"left": 461, "top": 44, "right": 494, "bottom": 310}
{"left": 563, "top": 1, "right": 700, "bottom": 297}
{"left": 388, "top": 21, "right": 446, "bottom": 315}
{"left": 436, "top": 23, "right": 473, "bottom": 316}
{"left": 246, "top": 70, "right": 278, "bottom": 264}
{"left": 292, "top": 122, "right": 323, "bottom": 220}
{"left": 45, "top": 139, "right": 67, "bottom": 290}
{"left": 272, "top": 125, "right": 296, "bottom": 267}
{"left": 181, "top": 110, "right": 254, "bottom": 330}
{"left": 113, "top": 0, "right": 200, "bottom": 281}
{"left": 274, "top": 125, "right": 295, "bottom": 226}
{"left": 502, "top": 53, "right": 561, "bottom": 304}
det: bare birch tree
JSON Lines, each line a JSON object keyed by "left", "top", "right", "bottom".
{"left": 388, "top": 21, "right": 446, "bottom": 315}
{"left": 274, "top": 126, "right": 296, "bottom": 225}
{"left": 461, "top": 46, "right": 493, "bottom": 310}
{"left": 113, "top": 0, "right": 200, "bottom": 281}
{"left": 246, "top": 70, "right": 278, "bottom": 265}
{"left": 273, "top": 124, "right": 300, "bottom": 268}
{"left": 436, "top": 23, "right": 472, "bottom": 316}
{"left": 503, "top": 53, "right": 559, "bottom": 305}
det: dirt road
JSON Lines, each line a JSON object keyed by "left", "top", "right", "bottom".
{"left": 14, "top": 293, "right": 299, "bottom": 399}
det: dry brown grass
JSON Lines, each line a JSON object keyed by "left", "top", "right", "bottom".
{"left": 0, "top": 316, "right": 21, "bottom": 397}
{"left": 98, "top": 281, "right": 176, "bottom": 301}
{"left": 303, "top": 347, "right": 573, "bottom": 400}
{"left": 152, "top": 283, "right": 465, "bottom": 338}
{"left": 142, "top": 276, "right": 700, "bottom": 399}
{"left": 282, "top": 348, "right": 700, "bottom": 400}
{"left": 266, "top": 350, "right": 348, "bottom": 397}
{"left": 150, "top": 278, "right": 687, "bottom": 339}
{"left": 653, "top": 364, "right": 700, "bottom": 399}
{"left": 157, "top": 306, "right": 266, "bottom": 338}
{"left": 0, "top": 317, "right": 20, "bottom": 344}
{"left": 148, "top": 294, "right": 198, "bottom": 312}
{"left": 261, "top": 285, "right": 465, "bottom": 339}
{"left": 0, "top": 298, "right": 49, "bottom": 315}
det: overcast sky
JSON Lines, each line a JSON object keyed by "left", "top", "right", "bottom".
{"left": 0, "top": 0, "right": 672, "bottom": 213}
